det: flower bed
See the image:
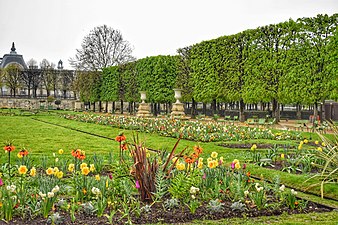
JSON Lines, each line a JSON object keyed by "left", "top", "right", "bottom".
{"left": 0, "top": 137, "right": 334, "bottom": 224}
{"left": 62, "top": 113, "right": 302, "bottom": 142}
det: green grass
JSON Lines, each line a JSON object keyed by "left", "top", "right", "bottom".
{"left": 187, "top": 211, "right": 338, "bottom": 225}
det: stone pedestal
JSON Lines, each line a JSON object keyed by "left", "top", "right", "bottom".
{"left": 74, "top": 101, "right": 83, "bottom": 111}
{"left": 137, "top": 103, "right": 152, "bottom": 117}
{"left": 171, "top": 103, "right": 185, "bottom": 117}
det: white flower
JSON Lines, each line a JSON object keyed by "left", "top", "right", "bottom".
{"left": 244, "top": 190, "right": 249, "bottom": 196}
{"left": 6, "top": 184, "right": 16, "bottom": 192}
{"left": 279, "top": 185, "right": 285, "bottom": 192}
{"left": 191, "top": 195, "right": 196, "bottom": 199}
{"left": 39, "top": 192, "right": 46, "bottom": 198}
{"left": 291, "top": 189, "right": 297, "bottom": 195}
{"left": 47, "top": 192, "right": 55, "bottom": 198}
{"left": 257, "top": 187, "right": 264, "bottom": 192}
{"left": 52, "top": 185, "right": 60, "bottom": 193}
{"left": 189, "top": 186, "right": 200, "bottom": 194}
{"left": 91, "top": 187, "right": 101, "bottom": 195}
{"left": 55, "top": 158, "right": 59, "bottom": 163}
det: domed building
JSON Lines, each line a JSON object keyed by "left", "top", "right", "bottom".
{"left": 0, "top": 42, "right": 27, "bottom": 69}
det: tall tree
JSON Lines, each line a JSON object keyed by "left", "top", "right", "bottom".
{"left": 40, "top": 59, "right": 58, "bottom": 97}
{"left": 244, "top": 20, "right": 297, "bottom": 121}
{"left": 3, "top": 64, "right": 22, "bottom": 97}
{"left": 0, "top": 68, "right": 5, "bottom": 95}
{"left": 70, "top": 25, "right": 135, "bottom": 71}
{"left": 22, "top": 58, "right": 39, "bottom": 97}
{"left": 176, "top": 46, "right": 196, "bottom": 116}
{"left": 59, "top": 70, "right": 75, "bottom": 99}
{"left": 296, "top": 14, "right": 338, "bottom": 119}
{"left": 74, "top": 70, "right": 102, "bottom": 107}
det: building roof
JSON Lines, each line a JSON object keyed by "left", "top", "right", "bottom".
{"left": 0, "top": 42, "right": 27, "bottom": 69}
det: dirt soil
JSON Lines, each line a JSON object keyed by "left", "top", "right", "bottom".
{"left": 2, "top": 201, "right": 332, "bottom": 225}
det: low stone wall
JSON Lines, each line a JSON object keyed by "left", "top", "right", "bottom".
{"left": 0, "top": 97, "right": 76, "bottom": 110}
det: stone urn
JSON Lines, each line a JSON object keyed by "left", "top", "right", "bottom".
{"left": 171, "top": 88, "right": 185, "bottom": 117}
{"left": 140, "top": 91, "right": 147, "bottom": 103}
{"left": 173, "top": 89, "right": 182, "bottom": 103}
{"left": 137, "top": 91, "right": 152, "bottom": 117}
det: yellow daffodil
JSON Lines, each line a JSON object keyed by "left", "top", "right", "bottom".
{"left": 317, "top": 147, "right": 323, "bottom": 152}
{"left": 53, "top": 167, "right": 59, "bottom": 173}
{"left": 55, "top": 171, "right": 63, "bottom": 179}
{"left": 30, "top": 167, "right": 36, "bottom": 177}
{"left": 176, "top": 163, "right": 185, "bottom": 171}
{"left": 281, "top": 154, "right": 285, "bottom": 159}
{"left": 321, "top": 142, "right": 326, "bottom": 147}
{"left": 80, "top": 163, "right": 87, "bottom": 170}
{"left": 68, "top": 164, "right": 75, "bottom": 172}
{"left": 90, "top": 164, "right": 95, "bottom": 172}
{"left": 18, "top": 165, "right": 28, "bottom": 175}
{"left": 58, "top": 149, "right": 64, "bottom": 154}
{"left": 81, "top": 166, "right": 90, "bottom": 176}
{"left": 46, "top": 167, "right": 54, "bottom": 175}
{"left": 95, "top": 174, "right": 100, "bottom": 181}
{"left": 304, "top": 139, "right": 308, "bottom": 144}
{"left": 233, "top": 159, "right": 239, "bottom": 164}
{"left": 17, "top": 153, "right": 23, "bottom": 158}
{"left": 251, "top": 144, "right": 257, "bottom": 151}
{"left": 211, "top": 151, "right": 218, "bottom": 159}
{"left": 235, "top": 162, "right": 241, "bottom": 169}
{"left": 298, "top": 144, "right": 302, "bottom": 150}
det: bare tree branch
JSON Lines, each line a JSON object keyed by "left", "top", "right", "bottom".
{"left": 69, "top": 25, "right": 135, "bottom": 71}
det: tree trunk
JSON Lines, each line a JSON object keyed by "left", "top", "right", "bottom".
{"left": 202, "top": 103, "right": 206, "bottom": 115}
{"left": 112, "top": 102, "right": 115, "bottom": 113}
{"left": 191, "top": 98, "right": 196, "bottom": 119}
{"left": 272, "top": 99, "right": 280, "bottom": 122}
{"left": 296, "top": 104, "right": 301, "bottom": 119}
{"left": 105, "top": 102, "right": 108, "bottom": 113}
{"left": 313, "top": 102, "right": 318, "bottom": 126}
{"left": 93, "top": 102, "right": 96, "bottom": 112}
{"left": 99, "top": 101, "right": 102, "bottom": 112}
{"left": 120, "top": 100, "right": 123, "bottom": 114}
{"left": 212, "top": 99, "right": 217, "bottom": 116}
{"left": 239, "top": 99, "right": 246, "bottom": 122}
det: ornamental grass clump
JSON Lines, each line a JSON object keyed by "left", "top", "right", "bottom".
{"left": 119, "top": 133, "right": 186, "bottom": 202}
{"left": 306, "top": 122, "right": 338, "bottom": 198}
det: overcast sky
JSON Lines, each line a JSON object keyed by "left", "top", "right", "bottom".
{"left": 0, "top": 0, "right": 337, "bottom": 69}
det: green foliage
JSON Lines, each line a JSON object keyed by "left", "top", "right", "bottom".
{"left": 100, "top": 67, "right": 119, "bottom": 102}
{"left": 136, "top": 55, "right": 179, "bottom": 103}
{"left": 168, "top": 172, "right": 198, "bottom": 200}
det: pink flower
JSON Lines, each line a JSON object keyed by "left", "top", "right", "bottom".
{"left": 242, "top": 163, "right": 246, "bottom": 170}
{"left": 135, "top": 180, "right": 140, "bottom": 189}
{"left": 0, "top": 178, "right": 3, "bottom": 186}
{"left": 202, "top": 173, "right": 206, "bottom": 179}
{"left": 231, "top": 162, "right": 235, "bottom": 169}
{"left": 109, "top": 173, "right": 113, "bottom": 180}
